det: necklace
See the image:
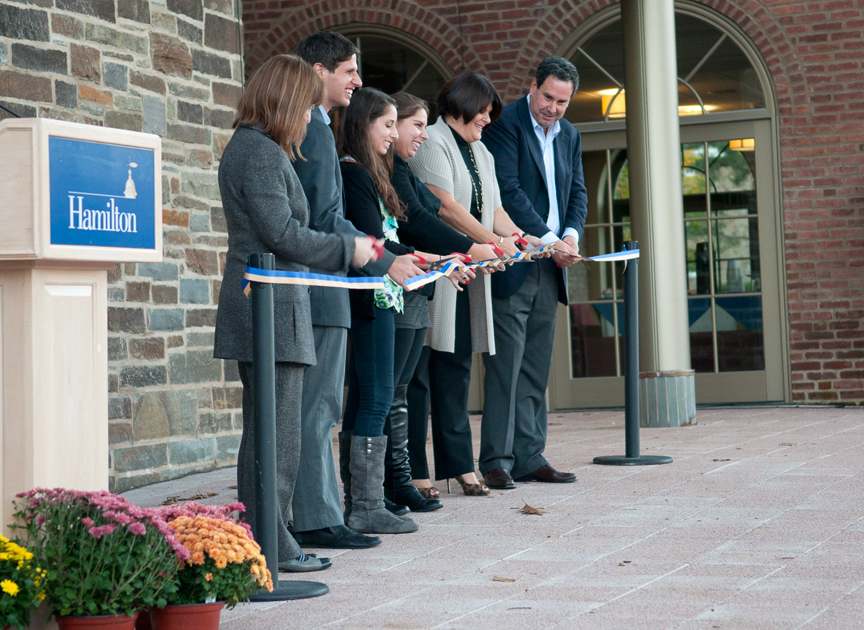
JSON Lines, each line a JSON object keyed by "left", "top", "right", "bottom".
{"left": 466, "top": 144, "right": 484, "bottom": 214}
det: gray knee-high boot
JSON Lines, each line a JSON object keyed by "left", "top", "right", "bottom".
{"left": 338, "top": 430, "right": 353, "bottom": 523}
{"left": 347, "top": 435, "right": 418, "bottom": 534}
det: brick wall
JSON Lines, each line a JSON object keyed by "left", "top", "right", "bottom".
{"left": 0, "top": 0, "right": 860, "bottom": 494}
{"left": 0, "top": 0, "right": 246, "bottom": 491}
{"left": 243, "top": 0, "right": 864, "bottom": 405}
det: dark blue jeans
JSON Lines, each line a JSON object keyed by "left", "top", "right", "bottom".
{"left": 343, "top": 307, "right": 395, "bottom": 437}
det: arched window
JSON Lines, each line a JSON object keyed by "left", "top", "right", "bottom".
{"left": 332, "top": 26, "right": 452, "bottom": 120}
{"left": 548, "top": 4, "right": 789, "bottom": 407}
{"left": 566, "top": 12, "right": 767, "bottom": 124}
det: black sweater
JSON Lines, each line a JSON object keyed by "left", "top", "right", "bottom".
{"left": 341, "top": 159, "right": 413, "bottom": 318}
{"left": 392, "top": 154, "right": 474, "bottom": 256}
{"left": 341, "top": 160, "right": 413, "bottom": 257}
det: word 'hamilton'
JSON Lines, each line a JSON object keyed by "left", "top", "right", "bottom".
{"left": 68, "top": 196, "right": 138, "bottom": 233}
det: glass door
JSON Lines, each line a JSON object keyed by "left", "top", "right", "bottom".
{"left": 548, "top": 118, "right": 788, "bottom": 409}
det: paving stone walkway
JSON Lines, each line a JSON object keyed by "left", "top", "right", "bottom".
{"left": 122, "top": 406, "right": 864, "bottom": 629}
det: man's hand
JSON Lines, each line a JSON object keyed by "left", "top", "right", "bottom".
{"left": 551, "top": 236, "right": 581, "bottom": 268}
{"left": 387, "top": 254, "right": 425, "bottom": 289}
{"left": 523, "top": 234, "right": 545, "bottom": 248}
{"left": 522, "top": 234, "right": 553, "bottom": 258}
{"left": 352, "top": 236, "right": 381, "bottom": 268}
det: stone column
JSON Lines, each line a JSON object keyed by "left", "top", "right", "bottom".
{"left": 620, "top": 0, "right": 696, "bottom": 426}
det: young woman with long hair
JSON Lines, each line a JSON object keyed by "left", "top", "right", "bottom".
{"left": 337, "top": 88, "right": 465, "bottom": 533}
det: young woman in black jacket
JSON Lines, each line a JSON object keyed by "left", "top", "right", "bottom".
{"left": 338, "top": 89, "right": 464, "bottom": 533}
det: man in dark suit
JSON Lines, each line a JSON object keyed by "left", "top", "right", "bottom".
{"left": 291, "top": 32, "right": 423, "bottom": 549}
{"left": 480, "top": 57, "right": 588, "bottom": 489}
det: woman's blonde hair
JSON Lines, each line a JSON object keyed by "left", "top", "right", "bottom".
{"left": 234, "top": 54, "right": 324, "bottom": 160}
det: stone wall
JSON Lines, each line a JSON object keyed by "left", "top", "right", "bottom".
{"left": 0, "top": 0, "right": 245, "bottom": 491}
{"left": 243, "top": 0, "right": 864, "bottom": 405}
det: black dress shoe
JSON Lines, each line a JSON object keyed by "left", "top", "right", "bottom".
{"left": 515, "top": 464, "right": 577, "bottom": 483}
{"left": 384, "top": 496, "right": 409, "bottom": 516}
{"left": 293, "top": 525, "right": 382, "bottom": 549}
{"left": 483, "top": 467, "right": 516, "bottom": 489}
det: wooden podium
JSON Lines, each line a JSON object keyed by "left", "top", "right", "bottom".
{"left": 0, "top": 119, "right": 162, "bottom": 528}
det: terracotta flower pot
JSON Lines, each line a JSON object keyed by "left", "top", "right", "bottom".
{"left": 133, "top": 609, "right": 152, "bottom": 630}
{"left": 57, "top": 613, "right": 139, "bottom": 630}
{"left": 149, "top": 603, "right": 224, "bottom": 630}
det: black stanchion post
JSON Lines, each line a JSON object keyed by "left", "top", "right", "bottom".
{"left": 594, "top": 241, "right": 672, "bottom": 466}
{"left": 247, "top": 253, "right": 328, "bottom": 600}
{"left": 624, "top": 240, "right": 640, "bottom": 459}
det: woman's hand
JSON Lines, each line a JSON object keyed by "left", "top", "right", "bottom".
{"left": 387, "top": 254, "right": 425, "bottom": 289}
{"left": 446, "top": 267, "right": 476, "bottom": 291}
{"left": 352, "top": 236, "right": 382, "bottom": 268}
{"left": 467, "top": 243, "right": 502, "bottom": 273}
{"left": 497, "top": 235, "right": 520, "bottom": 257}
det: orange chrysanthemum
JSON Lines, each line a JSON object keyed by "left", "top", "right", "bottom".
{"left": 168, "top": 515, "right": 273, "bottom": 590}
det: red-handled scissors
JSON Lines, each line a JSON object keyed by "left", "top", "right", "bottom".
{"left": 367, "top": 235, "right": 384, "bottom": 259}
{"left": 487, "top": 242, "right": 505, "bottom": 258}
{"left": 512, "top": 232, "right": 529, "bottom": 247}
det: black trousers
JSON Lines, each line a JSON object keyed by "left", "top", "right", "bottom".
{"left": 407, "top": 289, "right": 475, "bottom": 481}
{"left": 394, "top": 327, "right": 426, "bottom": 387}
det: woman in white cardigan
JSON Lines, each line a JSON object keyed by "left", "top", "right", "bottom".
{"left": 406, "top": 72, "right": 546, "bottom": 496}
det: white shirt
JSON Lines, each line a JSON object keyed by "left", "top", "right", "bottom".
{"left": 526, "top": 94, "right": 580, "bottom": 245}
{"left": 319, "top": 105, "right": 331, "bottom": 125}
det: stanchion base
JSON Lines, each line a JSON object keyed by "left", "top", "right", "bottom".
{"left": 248, "top": 580, "right": 329, "bottom": 601}
{"left": 593, "top": 455, "right": 673, "bottom": 466}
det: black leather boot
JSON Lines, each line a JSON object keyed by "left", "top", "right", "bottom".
{"left": 385, "top": 384, "right": 443, "bottom": 512}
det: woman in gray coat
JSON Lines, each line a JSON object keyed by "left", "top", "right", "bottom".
{"left": 214, "top": 54, "right": 378, "bottom": 572}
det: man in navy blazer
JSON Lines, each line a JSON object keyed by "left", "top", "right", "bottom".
{"left": 480, "top": 57, "right": 587, "bottom": 488}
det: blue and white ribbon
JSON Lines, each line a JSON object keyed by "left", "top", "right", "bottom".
{"left": 243, "top": 248, "right": 640, "bottom": 295}
{"left": 403, "top": 248, "right": 641, "bottom": 290}
{"left": 242, "top": 267, "right": 385, "bottom": 296}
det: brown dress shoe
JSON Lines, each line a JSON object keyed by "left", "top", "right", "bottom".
{"left": 482, "top": 467, "right": 516, "bottom": 489}
{"left": 515, "top": 464, "right": 577, "bottom": 483}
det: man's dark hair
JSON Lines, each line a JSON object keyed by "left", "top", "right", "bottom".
{"left": 297, "top": 32, "right": 359, "bottom": 72}
{"left": 535, "top": 57, "right": 580, "bottom": 95}
{"left": 437, "top": 71, "right": 503, "bottom": 125}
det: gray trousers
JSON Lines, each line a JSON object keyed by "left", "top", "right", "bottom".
{"left": 238, "top": 361, "right": 302, "bottom": 562}
{"left": 291, "top": 325, "right": 348, "bottom": 532}
{"left": 480, "top": 259, "right": 559, "bottom": 479}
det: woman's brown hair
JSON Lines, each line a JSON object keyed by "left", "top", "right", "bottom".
{"left": 233, "top": 54, "right": 324, "bottom": 161}
{"left": 339, "top": 88, "right": 405, "bottom": 220}
{"left": 391, "top": 92, "right": 429, "bottom": 121}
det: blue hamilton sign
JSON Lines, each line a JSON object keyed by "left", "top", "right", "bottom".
{"left": 49, "top": 137, "right": 156, "bottom": 249}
